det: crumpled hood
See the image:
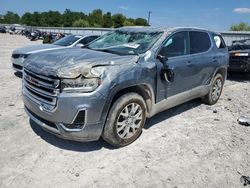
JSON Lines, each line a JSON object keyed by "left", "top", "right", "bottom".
{"left": 24, "top": 47, "right": 139, "bottom": 78}
{"left": 13, "top": 44, "right": 63, "bottom": 55}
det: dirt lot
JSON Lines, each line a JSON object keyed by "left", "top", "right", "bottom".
{"left": 0, "top": 33, "right": 249, "bottom": 188}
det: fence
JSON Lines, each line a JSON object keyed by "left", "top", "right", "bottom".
{"left": 29, "top": 26, "right": 113, "bottom": 35}
{"left": 220, "top": 31, "right": 250, "bottom": 46}
{"left": 1, "top": 24, "right": 250, "bottom": 46}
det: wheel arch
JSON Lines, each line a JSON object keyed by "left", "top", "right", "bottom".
{"left": 213, "top": 67, "right": 227, "bottom": 84}
{"left": 109, "top": 84, "right": 155, "bottom": 115}
{"left": 100, "top": 83, "right": 155, "bottom": 125}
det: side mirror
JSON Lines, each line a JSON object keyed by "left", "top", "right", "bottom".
{"left": 157, "top": 54, "right": 168, "bottom": 64}
{"left": 161, "top": 67, "right": 175, "bottom": 82}
{"left": 76, "top": 43, "right": 84, "bottom": 48}
{"left": 157, "top": 54, "right": 174, "bottom": 82}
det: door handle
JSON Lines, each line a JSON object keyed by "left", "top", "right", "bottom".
{"left": 212, "top": 57, "right": 219, "bottom": 63}
{"left": 187, "top": 61, "right": 192, "bottom": 67}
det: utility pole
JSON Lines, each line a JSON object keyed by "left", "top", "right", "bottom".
{"left": 148, "top": 11, "right": 152, "bottom": 26}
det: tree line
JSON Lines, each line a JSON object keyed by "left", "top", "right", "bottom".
{"left": 230, "top": 22, "right": 250, "bottom": 31}
{"left": 0, "top": 9, "right": 149, "bottom": 28}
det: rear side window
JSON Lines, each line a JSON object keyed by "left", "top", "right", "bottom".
{"left": 79, "top": 36, "right": 99, "bottom": 45}
{"left": 213, "top": 34, "right": 226, "bottom": 49}
{"left": 190, "top": 31, "right": 211, "bottom": 54}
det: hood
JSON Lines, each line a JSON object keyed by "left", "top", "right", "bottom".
{"left": 229, "top": 49, "right": 250, "bottom": 53}
{"left": 24, "top": 47, "right": 139, "bottom": 78}
{"left": 13, "top": 44, "right": 64, "bottom": 55}
{"left": 229, "top": 49, "right": 250, "bottom": 55}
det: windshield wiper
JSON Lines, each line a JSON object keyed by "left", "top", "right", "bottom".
{"left": 82, "top": 45, "right": 90, "bottom": 49}
{"left": 91, "top": 48, "right": 126, "bottom": 55}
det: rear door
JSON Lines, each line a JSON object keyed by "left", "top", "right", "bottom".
{"left": 188, "top": 31, "right": 214, "bottom": 88}
{"left": 212, "top": 33, "right": 229, "bottom": 69}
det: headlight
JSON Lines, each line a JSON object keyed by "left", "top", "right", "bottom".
{"left": 21, "top": 54, "right": 29, "bottom": 58}
{"left": 61, "top": 76, "right": 100, "bottom": 93}
{"left": 12, "top": 54, "right": 29, "bottom": 59}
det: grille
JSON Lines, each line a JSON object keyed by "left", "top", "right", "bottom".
{"left": 23, "top": 69, "right": 60, "bottom": 110}
{"left": 13, "top": 64, "right": 23, "bottom": 70}
{"left": 229, "top": 56, "right": 249, "bottom": 66}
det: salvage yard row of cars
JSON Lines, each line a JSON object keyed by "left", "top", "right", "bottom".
{"left": 9, "top": 26, "right": 249, "bottom": 147}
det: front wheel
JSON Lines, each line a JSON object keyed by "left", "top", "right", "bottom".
{"left": 202, "top": 73, "right": 224, "bottom": 105}
{"left": 102, "top": 93, "right": 147, "bottom": 147}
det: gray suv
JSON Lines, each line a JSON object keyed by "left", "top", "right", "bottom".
{"left": 22, "top": 27, "right": 229, "bottom": 147}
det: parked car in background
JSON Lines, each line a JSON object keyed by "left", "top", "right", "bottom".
{"left": 12, "top": 34, "right": 100, "bottom": 72}
{"left": 22, "top": 27, "right": 229, "bottom": 147}
{"left": 21, "top": 29, "right": 31, "bottom": 37}
{"left": 8, "top": 24, "right": 25, "bottom": 34}
{"left": 42, "top": 32, "right": 64, "bottom": 43}
{"left": 228, "top": 39, "right": 250, "bottom": 73}
{"left": 29, "top": 30, "right": 43, "bottom": 41}
{"left": 0, "top": 26, "right": 6, "bottom": 33}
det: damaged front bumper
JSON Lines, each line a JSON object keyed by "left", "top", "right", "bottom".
{"left": 228, "top": 55, "right": 250, "bottom": 73}
{"left": 23, "top": 87, "right": 107, "bottom": 142}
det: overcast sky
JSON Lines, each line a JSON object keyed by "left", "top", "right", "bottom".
{"left": 0, "top": 0, "right": 250, "bottom": 30}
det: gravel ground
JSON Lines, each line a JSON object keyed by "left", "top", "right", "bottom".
{"left": 0, "top": 33, "right": 249, "bottom": 188}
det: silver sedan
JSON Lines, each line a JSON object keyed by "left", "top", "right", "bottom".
{"left": 12, "top": 34, "right": 100, "bottom": 73}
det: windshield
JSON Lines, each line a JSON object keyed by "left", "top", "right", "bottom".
{"left": 87, "top": 30, "right": 163, "bottom": 55}
{"left": 53, "top": 35, "right": 81, "bottom": 46}
{"left": 230, "top": 39, "right": 250, "bottom": 51}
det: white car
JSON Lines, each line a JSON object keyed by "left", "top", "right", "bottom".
{"left": 12, "top": 34, "right": 100, "bottom": 73}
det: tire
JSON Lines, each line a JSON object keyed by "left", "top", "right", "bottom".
{"left": 202, "top": 73, "right": 224, "bottom": 105}
{"left": 102, "top": 93, "right": 147, "bottom": 147}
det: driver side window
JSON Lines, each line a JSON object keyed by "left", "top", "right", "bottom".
{"left": 160, "top": 31, "right": 189, "bottom": 58}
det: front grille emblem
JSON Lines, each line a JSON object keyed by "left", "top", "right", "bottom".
{"left": 25, "top": 75, "right": 39, "bottom": 85}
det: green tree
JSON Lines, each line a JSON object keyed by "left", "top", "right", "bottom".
{"left": 1, "top": 9, "right": 149, "bottom": 28}
{"left": 40, "top": 12, "right": 48, "bottom": 26}
{"left": 0, "top": 15, "right": 4, "bottom": 23}
{"left": 72, "top": 19, "right": 89, "bottom": 27}
{"left": 21, "top": 12, "right": 33, "bottom": 25}
{"left": 134, "top": 18, "right": 148, "bottom": 26}
{"left": 62, "top": 9, "right": 87, "bottom": 27}
{"left": 230, "top": 22, "right": 250, "bottom": 31}
{"left": 62, "top": 9, "right": 74, "bottom": 27}
{"left": 4, "top": 11, "right": 20, "bottom": 24}
{"left": 102, "top": 12, "right": 113, "bottom": 28}
{"left": 33, "top": 12, "right": 40, "bottom": 26}
{"left": 89, "top": 9, "right": 103, "bottom": 27}
{"left": 46, "top": 11, "right": 62, "bottom": 27}
{"left": 112, "top": 14, "right": 126, "bottom": 28}
{"left": 124, "top": 18, "right": 135, "bottom": 26}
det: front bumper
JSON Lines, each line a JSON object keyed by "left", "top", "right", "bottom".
{"left": 228, "top": 56, "right": 250, "bottom": 73}
{"left": 12, "top": 57, "right": 24, "bottom": 72}
{"left": 23, "top": 88, "right": 108, "bottom": 142}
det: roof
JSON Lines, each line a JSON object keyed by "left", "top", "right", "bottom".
{"left": 69, "top": 33, "right": 100, "bottom": 38}
{"left": 117, "top": 26, "right": 215, "bottom": 34}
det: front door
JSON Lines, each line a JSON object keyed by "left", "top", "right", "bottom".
{"left": 156, "top": 31, "right": 195, "bottom": 102}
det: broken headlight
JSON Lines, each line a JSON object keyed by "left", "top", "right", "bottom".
{"left": 12, "top": 54, "right": 29, "bottom": 59}
{"left": 61, "top": 76, "right": 100, "bottom": 93}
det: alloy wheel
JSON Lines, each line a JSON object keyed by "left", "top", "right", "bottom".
{"left": 116, "top": 103, "right": 143, "bottom": 139}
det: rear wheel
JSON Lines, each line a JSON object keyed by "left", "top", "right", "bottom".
{"left": 202, "top": 73, "right": 224, "bottom": 105}
{"left": 102, "top": 93, "right": 146, "bottom": 147}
